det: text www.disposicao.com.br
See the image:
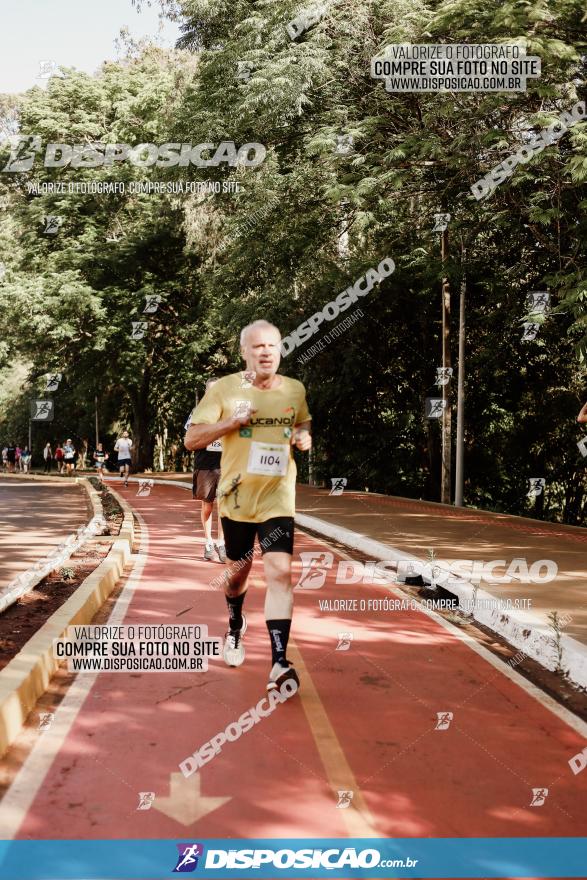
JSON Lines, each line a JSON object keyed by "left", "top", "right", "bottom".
{"left": 70, "top": 657, "right": 203, "bottom": 671}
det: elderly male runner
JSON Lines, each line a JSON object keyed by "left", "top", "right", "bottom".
{"left": 184, "top": 320, "right": 312, "bottom": 692}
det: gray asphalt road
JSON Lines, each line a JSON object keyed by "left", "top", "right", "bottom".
{"left": 0, "top": 476, "right": 89, "bottom": 588}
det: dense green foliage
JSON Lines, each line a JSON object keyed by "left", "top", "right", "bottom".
{"left": 0, "top": 0, "right": 586, "bottom": 521}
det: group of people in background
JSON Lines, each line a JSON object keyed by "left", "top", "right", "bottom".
{"left": 0, "top": 440, "right": 79, "bottom": 475}
{"left": 1, "top": 432, "right": 133, "bottom": 483}
{"left": 40, "top": 440, "right": 76, "bottom": 474}
{"left": 1, "top": 444, "right": 32, "bottom": 473}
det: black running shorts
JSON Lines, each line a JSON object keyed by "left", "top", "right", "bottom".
{"left": 221, "top": 516, "right": 294, "bottom": 561}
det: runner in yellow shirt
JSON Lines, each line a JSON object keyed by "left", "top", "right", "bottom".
{"left": 184, "top": 320, "right": 312, "bottom": 692}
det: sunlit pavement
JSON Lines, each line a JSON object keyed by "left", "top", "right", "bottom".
{"left": 1, "top": 479, "right": 585, "bottom": 847}
{"left": 0, "top": 475, "right": 89, "bottom": 589}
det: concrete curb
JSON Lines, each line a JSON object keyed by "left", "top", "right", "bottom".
{"left": 295, "top": 512, "right": 587, "bottom": 691}
{"left": 0, "top": 485, "right": 135, "bottom": 758}
{"left": 103, "top": 475, "right": 192, "bottom": 492}
{"left": 0, "top": 472, "right": 85, "bottom": 484}
{"left": 80, "top": 475, "right": 102, "bottom": 520}
{"left": 106, "top": 483, "right": 137, "bottom": 545}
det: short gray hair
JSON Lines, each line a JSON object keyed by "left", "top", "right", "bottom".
{"left": 240, "top": 320, "right": 281, "bottom": 349}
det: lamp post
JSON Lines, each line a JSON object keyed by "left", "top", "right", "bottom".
{"left": 454, "top": 246, "right": 466, "bottom": 507}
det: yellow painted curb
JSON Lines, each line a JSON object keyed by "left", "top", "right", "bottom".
{"left": 79, "top": 476, "right": 102, "bottom": 521}
{"left": 0, "top": 490, "right": 135, "bottom": 758}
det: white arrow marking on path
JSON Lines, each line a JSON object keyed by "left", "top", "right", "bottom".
{"left": 153, "top": 772, "right": 231, "bottom": 825}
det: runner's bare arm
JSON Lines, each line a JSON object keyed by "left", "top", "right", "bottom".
{"left": 184, "top": 410, "right": 258, "bottom": 451}
{"left": 292, "top": 419, "right": 312, "bottom": 451}
{"left": 577, "top": 402, "right": 587, "bottom": 424}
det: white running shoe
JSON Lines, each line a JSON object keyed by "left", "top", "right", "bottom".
{"left": 267, "top": 660, "right": 300, "bottom": 692}
{"left": 215, "top": 541, "right": 226, "bottom": 563}
{"left": 223, "top": 615, "right": 247, "bottom": 667}
{"left": 204, "top": 541, "right": 215, "bottom": 561}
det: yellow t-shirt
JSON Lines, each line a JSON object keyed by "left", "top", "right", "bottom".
{"left": 190, "top": 372, "right": 311, "bottom": 523}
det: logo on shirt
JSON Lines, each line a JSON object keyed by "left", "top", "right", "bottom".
{"left": 248, "top": 417, "right": 295, "bottom": 426}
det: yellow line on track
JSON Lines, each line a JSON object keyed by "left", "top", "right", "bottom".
{"left": 288, "top": 639, "right": 381, "bottom": 838}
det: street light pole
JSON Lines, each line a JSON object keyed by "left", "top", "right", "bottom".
{"left": 95, "top": 395, "right": 99, "bottom": 446}
{"left": 454, "top": 247, "right": 466, "bottom": 507}
{"left": 440, "top": 227, "right": 452, "bottom": 505}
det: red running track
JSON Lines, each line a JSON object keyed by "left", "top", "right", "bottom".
{"left": 4, "top": 480, "right": 586, "bottom": 850}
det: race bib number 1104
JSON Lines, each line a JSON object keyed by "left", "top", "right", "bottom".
{"left": 247, "top": 442, "right": 289, "bottom": 476}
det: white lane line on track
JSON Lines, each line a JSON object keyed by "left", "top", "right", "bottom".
{"left": 0, "top": 504, "right": 148, "bottom": 840}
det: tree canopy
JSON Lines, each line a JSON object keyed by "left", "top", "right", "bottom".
{"left": 1, "top": 0, "right": 586, "bottom": 522}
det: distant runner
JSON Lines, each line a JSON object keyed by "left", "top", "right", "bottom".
{"left": 185, "top": 320, "right": 312, "bottom": 693}
{"left": 54, "top": 443, "right": 64, "bottom": 474}
{"left": 114, "top": 431, "right": 132, "bottom": 488}
{"left": 187, "top": 379, "right": 226, "bottom": 563}
{"left": 6, "top": 443, "right": 16, "bottom": 473}
{"left": 21, "top": 446, "right": 32, "bottom": 473}
{"left": 93, "top": 442, "right": 109, "bottom": 483}
{"left": 63, "top": 439, "right": 76, "bottom": 476}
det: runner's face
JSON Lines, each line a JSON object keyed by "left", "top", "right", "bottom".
{"left": 242, "top": 327, "right": 281, "bottom": 378}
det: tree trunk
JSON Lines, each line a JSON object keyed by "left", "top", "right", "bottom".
{"left": 563, "top": 470, "right": 585, "bottom": 525}
{"left": 424, "top": 419, "right": 440, "bottom": 500}
{"left": 130, "top": 364, "right": 154, "bottom": 472}
{"left": 441, "top": 228, "right": 452, "bottom": 504}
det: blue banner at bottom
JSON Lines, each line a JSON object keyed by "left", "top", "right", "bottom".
{"left": 0, "top": 838, "right": 586, "bottom": 879}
